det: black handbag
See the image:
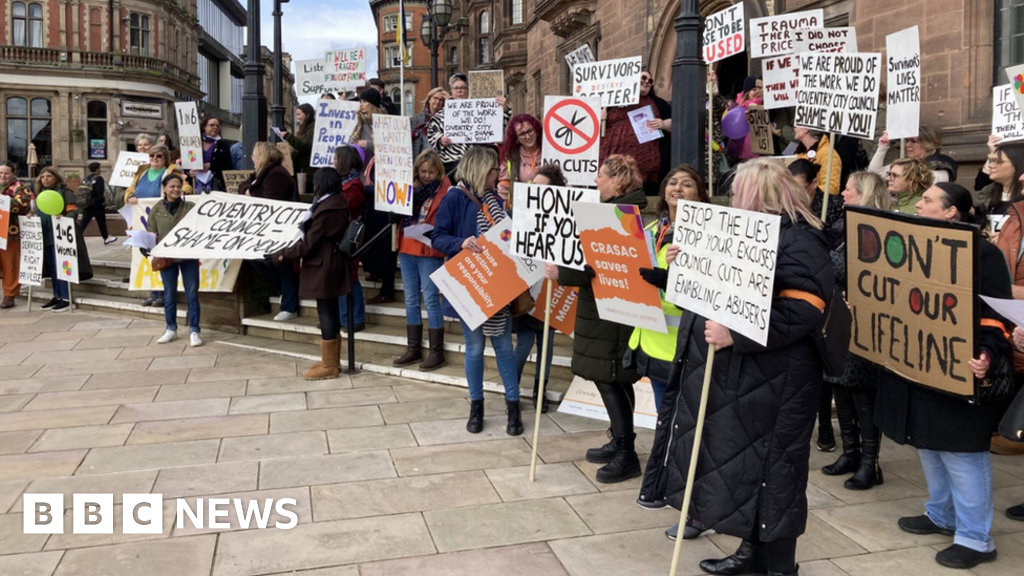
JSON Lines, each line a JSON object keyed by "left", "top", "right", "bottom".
{"left": 979, "top": 348, "right": 1015, "bottom": 400}
{"left": 813, "top": 285, "right": 853, "bottom": 378}
{"left": 337, "top": 216, "right": 365, "bottom": 256}
{"left": 998, "top": 386, "right": 1024, "bottom": 442}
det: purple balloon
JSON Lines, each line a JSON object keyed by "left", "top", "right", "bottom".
{"left": 722, "top": 107, "right": 750, "bottom": 140}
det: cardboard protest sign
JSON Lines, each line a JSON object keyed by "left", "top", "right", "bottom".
{"left": 511, "top": 182, "right": 600, "bottom": 270}
{"left": 531, "top": 280, "right": 579, "bottom": 337}
{"left": 295, "top": 58, "right": 347, "bottom": 96}
{"left": 749, "top": 10, "right": 824, "bottom": 58}
{"left": 665, "top": 201, "right": 781, "bottom": 345}
{"left": 792, "top": 27, "right": 858, "bottom": 54}
{"left": 324, "top": 47, "right": 367, "bottom": 90}
{"left": 573, "top": 202, "right": 667, "bottom": 333}
{"left": 310, "top": 99, "right": 360, "bottom": 168}
{"left": 796, "top": 52, "right": 882, "bottom": 139}
{"left": 541, "top": 96, "right": 602, "bottom": 187}
{"left": 429, "top": 220, "right": 544, "bottom": 330}
{"left": 993, "top": 84, "right": 1024, "bottom": 143}
{"left": 629, "top": 105, "right": 663, "bottom": 144}
{"left": 443, "top": 99, "right": 504, "bottom": 144}
{"left": 51, "top": 216, "right": 79, "bottom": 284}
{"left": 1007, "top": 64, "right": 1024, "bottom": 113}
{"left": 468, "top": 70, "right": 505, "bottom": 99}
{"left": 558, "top": 376, "right": 659, "bottom": 430}
{"left": 222, "top": 171, "right": 250, "bottom": 195}
{"left": 748, "top": 106, "right": 775, "bottom": 155}
{"left": 886, "top": 26, "right": 921, "bottom": 140}
{"left": 129, "top": 198, "right": 240, "bottom": 292}
{"left": 763, "top": 55, "right": 800, "bottom": 110}
{"left": 564, "top": 44, "right": 595, "bottom": 69}
{"left": 110, "top": 152, "right": 150, "bottom": 188}
{"left": 572, "top": 56, "right": 643, "bottom": 107}
{"left": 703, "top": 4, "right": 745, "bottom": 64}
{"left": 17, "top": 217, "right": 43, "bottom": 287}
{"left": 373, "top": 114, "right": 414, "bottom": 216}
{"left": 0, "top": 196, "right": 9, "bottom": 251}
{"left": 174, "top": 102, "right": 203, "bottom": 170}
{"left": 846, "top": 207, "right": 978, "bottom": 398}
{"left": 150, "top": 192, "right": 305, "bottom": 260}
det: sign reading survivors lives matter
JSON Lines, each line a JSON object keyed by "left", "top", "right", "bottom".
{"left": 511, "top": 182, "right": 600, "bottom": 270}
{"left": 666, "top": 201, "right": 780, "bottom": 346}
{"left": 749, "top": 10, "right": 824, "bottom": 58}
{"left": 572, "top": 56, "right": 643, "bottom": 108}
{"left": 150, "top": 193, "right": 305, "bottom": 260}
{"left": 310, "top": 99, "right": 359, "bottom": 168}
{"left": 993, "top": 84, "right": 1024, "bottom": 143}
{"left": 886, "top": 26, "right": 921, "bottom": 140}
{"left": 18, "top": 217, "right": 43, "bottom": 286}
{"left": 846, "top": 207, "right": 978, "bottom": 397}
{"left": 703, "top": 4, "right": 745, "bottom": 64}
{"left": 444, "top": 99, "right": 504, "bottom": 144}
{"left": 796, "top": 52, "right": 881, "bottom": 139}
{"left": 541, "top": 96, "right": 602, "bottom": 187}
{"left": 373, "top": 114, "right": 414, "bottom": 216}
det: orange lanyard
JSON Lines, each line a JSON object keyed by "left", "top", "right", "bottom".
{"left": 655, "top": 223, "right": 670, "bottom": 253}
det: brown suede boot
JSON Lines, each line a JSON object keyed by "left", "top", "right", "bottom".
{"left": 419, "top": 328, "right": 447, "bottom": 371}
{"left": 992, "top": 432, "right": 1024, "bottom": 456}
{"left": 304, "top": 339, "right": 341, "bottom": 380}
{"left": 393, "top": 324, "right": 423, "bottom": 366}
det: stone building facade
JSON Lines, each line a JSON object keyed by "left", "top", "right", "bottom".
{"left": 370, "top": 0, "right": 437, "bottom": 116}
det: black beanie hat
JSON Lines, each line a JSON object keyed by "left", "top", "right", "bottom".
{"left": 742, "top": 76, "right": 762, "bottom": 94}
{"left": 359, "top": 88, "right": 382, "bottom": 109}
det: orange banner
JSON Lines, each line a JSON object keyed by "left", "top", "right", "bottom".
{"left": 532, "top": 280, "right": 579, "bottom": 336}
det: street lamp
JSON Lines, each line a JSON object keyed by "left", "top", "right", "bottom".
{"left": 242, "top": 0, "right": 267, "bottom": 170}
{"left": 422, "top": 0, "right": 453, "bottom": 89}
{"left": 271, "top": 0, "right": 290, "bottom": 142}
{"left": 670, "top": 0, "right": 703, "bottom": 173}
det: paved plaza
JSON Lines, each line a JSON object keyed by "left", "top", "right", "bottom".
{"left": 0, "top": 308, "right": 1023, "bottom": 576}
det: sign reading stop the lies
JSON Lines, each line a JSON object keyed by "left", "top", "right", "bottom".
{"left": 540, "top": 96, "right": 601, "bottom": 187}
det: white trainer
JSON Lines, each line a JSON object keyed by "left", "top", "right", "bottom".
{"left": 274, "top": 311, "right": 298, "bottom": 322}
{"left": 190, "top": 333, "right": 203, "bottom": 347}
{"left": 157, "top": 330, "right": 178, "bottom": 344}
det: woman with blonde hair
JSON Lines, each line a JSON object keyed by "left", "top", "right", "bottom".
{"left": 412, "top": 87, "right": 447, "bottom": 159}
{"left": 352, "top": 88, "right": 387, "bottom": 163}
{"left": 887, "top": 157, "right": 933, "bottom": 214}
{"left": 640, "top": 159, "right": 833, "bottom": 576}
{"left": 869, "top": 126, "right": 958, "bottom": 183}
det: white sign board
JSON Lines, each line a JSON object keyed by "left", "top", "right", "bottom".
{"left": 749, "top": 10, "right": 824, "bottom": 58}
{"left": 51, "top": 216, "right": 79, "bottom": 285}
{"left": 796, "top": 52, "right": 882, "bottom": 139}
{"left": 310, "top": 99, "right": 360, "bottom": 168}
{"left": 324, "top": 47, "right": 368, "bottom": 91}
{"left": 1007, "top": 65, "right": 1024, "bottom": 113}
{"left": 666, "top": 201, "right": 781, "bottom": 346}
{"left": 173, "top": 102, "right": 203, "bottom": 170}
{"left": 17, "top": 217, "right": 43, "bottom": 287}
{"left": 793, "top": 27, "right": 858, "bottom": 54}
{"left": 703, "top": 4, "right": 745, "bottom": 64}
{"left": 885, "top": 26, "right": 921, "bottom": 140}
{"left": 763, "top": 55, "right": 800, "bottom": 110}
{"left": 540, "top": 96, "right": 602, "bottom": 187}
{"left": 373, "top": 114, "right": 414, "bottom": 216}
{"left": 295, "top": 58, "right": 347, "bottom": 97}
{"left": 150, "top": 192, "right": 305, "bottom": 260}
{"left": 558, "top": 376, "right": 659, "bottom": 430}
{"left": 511, "top": 183, "right": 600, "bottom": 270}
{"left": 564, "top": 44, "right": 595, "bottom": 69}
{"left": 572, "top": 56, "right": 643, "bottom": 107}
{"left": 443, "top": 99, "right": 504, "bottom": 144}
{"left": 109, "top": 152, "right": 151, "bottom": 188}
{"left": 993, "top": 84, "right": 1024, "bottom": 143}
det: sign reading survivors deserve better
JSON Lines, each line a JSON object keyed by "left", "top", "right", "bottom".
{"left": 666, "top": 201, "right": 780, "bottom": 346}
{"left": 150, "top": 193, "right": 305, "bottom": 260}
{"left": 373, "top": 114, "right": 414, "bottom": 216}
{"left": 572, "top": 56, "right": 643, "bottom": 107}
{"left": 310, "top": 99, "right": 359, "bottom": 168}
{"left": 511, "top": 182, "right": 600, "bottom": 270}
{"left": 846, "top": 207, "right": 978, "bottom": 397}
{"left": 443, "top": 99, "right": 504, "bottom": 144}
{"left": 796, "top": 52, "right": 881, "bottom": 139}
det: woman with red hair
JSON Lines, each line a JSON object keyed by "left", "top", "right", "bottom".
{"left": 498, "top": 114, "right": 544, "bottom": 202}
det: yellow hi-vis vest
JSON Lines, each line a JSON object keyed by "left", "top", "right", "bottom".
{"left": 628, "top": 221, "right": 682, "bottom": 361}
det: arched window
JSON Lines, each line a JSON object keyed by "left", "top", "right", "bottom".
{"left": 510, "top": 0, "right": 523, "bottom": 26}
{"left": 479, "top": 11, "right": 489, "bottom": 34}
{"left": 5, "top": 97, "right": 52, "bottom": 177}
{"left": 12, "top": 2, "right": 43, "bottom": 47}
{"left": 478, "top": 11, "right": 490, "bottom": 65}
{"left": 87, "top": 101, "right": 108, "bottom": 160}
{"left": 450, "top": 47, "right": 458, "bottom": 67}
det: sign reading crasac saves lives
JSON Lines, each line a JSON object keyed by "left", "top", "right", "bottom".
{"left": 511, "top": 182, "right": 599, "bottom": 270}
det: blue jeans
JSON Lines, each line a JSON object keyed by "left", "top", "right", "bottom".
{"left": 514, "top": 325, "right": 555, "bottom": 388}
{"left": 160, "top": 260, "right": 201, "bottom": 333}
{"left": 919, "top": 449, "right": 995, "bottom": 553}
{"left": 399, "top": 253, "right": 444, "bottom": 329}
{"left": 339, "top": 279, "right": 365, "bottom": 326}
{"left": 651, "top": 380, "right": 668, "bottom": 409}
{"left": 460, "top": 320, "right": 519, "bottom": 401}
{"left": 45, "top": 245, "right": 69, "bottom": 299}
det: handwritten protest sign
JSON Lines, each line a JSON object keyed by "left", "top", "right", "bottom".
{"left": 531, "top": 280, "right": 578, "bottom": 337}
{"left": 110, "top": 152, "right": 150, "bottom": 188}
{"left": 511, "top": 182, "right": 600, "bottom": 270}
{"left": 310, "top": 99, "right": 359, "bottom": 168}
{"left": 150, "top": 192, "right": 305, "bottom": 260}
{"left": 174, "top": 102, "right": 203, "bottom": 170}
{"left": 222, "top": 171, "right": 250, "bottom": 195}
{"left": 574, "top": 202, "right": 667, "bottom": 333}
{"left": 886, "top": 26, "right": 921, "bottom": 140}
{"left": 629, "top": 105, "right": 663, "bottom": 144}
{"left": 748, "top": 106, "right": 775, "bottom": 155}
{"left": 18, "top": 217, "right": 43, "bottom": 286}
{"left": 666, "top": 201, "right": 780, "bottom": 345}
{"left": 993, "top": 84, "right": 1024, "bottom": 143}
{"left": 444, "top": 99, "right": 503, "bottom": 144}
{"left": 541, "top": 96, "right": 602, "bottom": 187}
{"left": 430, "top": 220, "right": 544, "bottom": 330}
{"left": 1007, "top": 64, "right": 1024, "bottom": 113}
{"left": 846, "top": 207, "right": 978, "bottom": 397}
{"left": 51, "top": 216, "right": 79, "bottom": 284}
{"left": 763, "top": 55, "right": 800, "bottom": 109}
{"left": 558, "top": 376, "right": 658, "bottom": 429}
{"left": 564, "top": 44, "right": 595, "bottom": 69}
{"left": 324, "top": 48, "right": 367, "bottom": 90}
{"left": 793, "top": 27, "right": 858, "bottom": 54}
{"left": 796, "top": 52, "right": 881, "bottom": 139}
{"left": 373, "top": 114, "right": 414, "bottom": 216}
{"left": 703, "top": 4, "right": 745, "bottom": 63}
{"left": 295, "top": 58, "right": 347, "bottom": 96}
{"left": 572, "top": 56, "right": 643, "bottom": 107}
{"left": 0, "top": 196, "right": 9, "bottom": 251}
{"left": 749, "top": 10, "right": 824, "bottom": 58}
{"left": 469, "top": 70, "right": 505, "bottom": 99}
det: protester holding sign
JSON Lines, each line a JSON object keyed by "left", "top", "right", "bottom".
{"left": 641, "top": 159, "right": 833, "bottom": 576}
{"left": 887, "top": 157, "right": 933, "bottom": 214}
{"left": 281, "top": 104, "right": 317, "bottom": 181}
{"left": 873, "top": 183, "right": 1013, "bottom": 570}
{"left": 600, "top": 76, "right": 664, "bottom": 196}
{"left": 193, "top": 117, "right": 233, "bottom": 192}
{"left": 350, "top": 89, "right": 387, "bottom": 163}
{"left": 642, "top": 70, "right": 674, "bottom": 182}
{"left": 124, "top": 145, "right": 193, "bottom": 205}
{"left": 35, "top": 168, "right": 92, "bottom": 312}
{"left": 428, "top": 73, "right": 511, "bottom": 176}
{"left": 0, "top": 161, "right": 32, "bottom": 309}
{"left": 723, "top": 76, "right": 764, "bottom": 165}
{"left": 433, "top": 146, "right": 524, "bottom": 436}
{"left": 868, "top": 128, "right": 958, "bottom": 184}
{"left": 794, "top": 129, "right": 842, "bottom": 195}
{"left": 498, "top": 114, "right": 543, "bottom": 200}
{"left": 411, "top": 88, "right": 447, "bottom": 160}
{"left": 976, "top": 143, "right": 1024, "bottom": 216}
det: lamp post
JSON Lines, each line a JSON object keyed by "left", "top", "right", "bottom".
{"left": 670, "top": 0, "right": 703, "bottom": 170}
{"left": 422, "top": 0, "right": 453, "bottom": 89}
{"left": 242, "top": 0, "right": 267, "bottom": 170}
{"left": 271, "top": 0, "right": 289, "bottom": 141}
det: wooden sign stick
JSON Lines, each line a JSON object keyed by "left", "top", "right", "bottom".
{"left": 529, "top": 278, "right": 555, "bottom": 482}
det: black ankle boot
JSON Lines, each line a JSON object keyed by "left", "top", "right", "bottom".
{"left": 532, "top": 380, "right": 549, "bottom": 413}
{"left": 823, "top": 389, "right": 860, "bottom": 476}
{"left": 699, "top": 540, "right": 765, "bottom": 575}
{"left": 846, "top": 392, "right": 883, "bottom": 490}
{"left": 585, "top": 428, "right": 616, "bottom": 463}
{"left": 466, "top": 399, "right": 484, "bottom": 433}
{"left": 506, "top": 399, "right": 523, "bottom": 436}
{"left": 595, "top": 434, "right": 641, "bottom": 483}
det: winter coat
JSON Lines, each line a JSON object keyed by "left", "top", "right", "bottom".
{"left": 237, "top": 160, "right": 295, "bottom": 202}
{"left": 796, "top": 135, "right": 842, "bottom": 195}
{"left": 410, "top": 108, "right": 434, "bottom": 160}
{"left": 147, "top": 198, "right": 195, "bottom": 245}
{"left": 272, "top": 192, "right": 352, "bottom": 300}
{"left": 825, "top": 217, "right": 881, "bottom": 389}
{"left": 2, "top": 180, "right": 33, "bottom": 238}
{"left": 397, "top": 177, "right": 450, "bottom": 259}
{"left": 432, "top": 182, "right": 501, "bottom": 320}
{"left": 639, "top": 215, "right": 834, "bottom": 543}
{"left": 285, "top": 129, "right": 315, "bottom": 179}
{"left": 206, "top": 139, "right": 235, "bottom": 189}
{"left": 558, "top": 188, "right": 648, "bottom": 386}
{"left": 876, "top": 240, "right": 1013, "bottom": 453}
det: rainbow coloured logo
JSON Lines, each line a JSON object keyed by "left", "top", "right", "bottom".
{"left": 1015, "top": 73, "right": 1024, "bottom": 95}
{"left": 614, "top": 205, "right": 644, "bottom": 239}
{"left": 187, "top": 150, "right": 198, "bottom": 163}
{"left": 61, "top": 260, "right": 73, "bottom": 277}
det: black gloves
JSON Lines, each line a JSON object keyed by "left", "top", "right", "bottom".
{"left": 139, "top": 248, "right": 151, "bottom": 258}
{"left": 639, "top": 267, "right": 669, "bottom": 290}
{"left": 584, "top": 265, "right": 596, "bottom": 280}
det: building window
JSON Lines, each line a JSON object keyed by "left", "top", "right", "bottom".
{"left": 996, "top": 0, "right": 1024, "bottom": 78}
{"left": 450, "top": 47, "right": 458, "bottom": 67}
{"left": 129, "top": 14, "right": 150, "bottom": 56}
{"left": 87, "top": 101, "right": 107, "bottom": 160}
{"left": 383, "top": 13, "right": 413, "bottom": 33}
{"left": 480, "top": 11, "right": 489, "bottom": 34}
{"left": 6, "top": 97, "right": 52, "bottom": 177}
{"left": 511, "top": 0, "right": 523, "bottom": 26}
{"left": 12, "top": 2, "right": 43, "bottom": 48}
{"left": 384, "top": 44, "right": 413, "bottom": 69}
{"left": 479, "top": 11, "right": 490, "bottom": 65}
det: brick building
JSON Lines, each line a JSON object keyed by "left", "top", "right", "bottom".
{"left": 370, "top": 0, "right": 438, "bottom": 116}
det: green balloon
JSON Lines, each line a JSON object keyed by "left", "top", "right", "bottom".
{"left": 36, "top": 189, "right": 64, "bottom": 216}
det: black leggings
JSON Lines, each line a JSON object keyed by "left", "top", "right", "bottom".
{"left": 316, "top": 298, "right": 341, "bottom": 340}
{"left": 749, "top": 533, "right": 798, "bottom": 574}
{"left": 594, "top": 382, "right": 636, "bottom": 437}
{"left": 80, "top": 207, "right": 108, "bottom": 239}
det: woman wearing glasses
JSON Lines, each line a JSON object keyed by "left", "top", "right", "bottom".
{"left": 427, "top": 73, "right": 511, "bottom": 176}
{"left": 497, "top": 114, "right": 543, "bottom": 201}
{"left": 977, "top": 143, "right": 1024, "bottom": 217}
{"left": 868, "top": 127, "right": 959, "bottom": 184}
{"left": 885, "top": 157, "right": 933, "bottom": 215}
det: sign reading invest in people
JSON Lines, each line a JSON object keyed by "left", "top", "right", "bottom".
{"left": 845, "top": 207, "right": 978, "bottom": 398}
{"left": 310, "top": 100, "right": 359, "bottom": 168}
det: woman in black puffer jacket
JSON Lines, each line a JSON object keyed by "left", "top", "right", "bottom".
{"left": 639, "top": 159, "right": 834, "bottom": 576}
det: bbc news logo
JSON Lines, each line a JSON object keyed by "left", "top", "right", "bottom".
{"left": 23, "top": 494, "right": 298, "bottom": 534}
